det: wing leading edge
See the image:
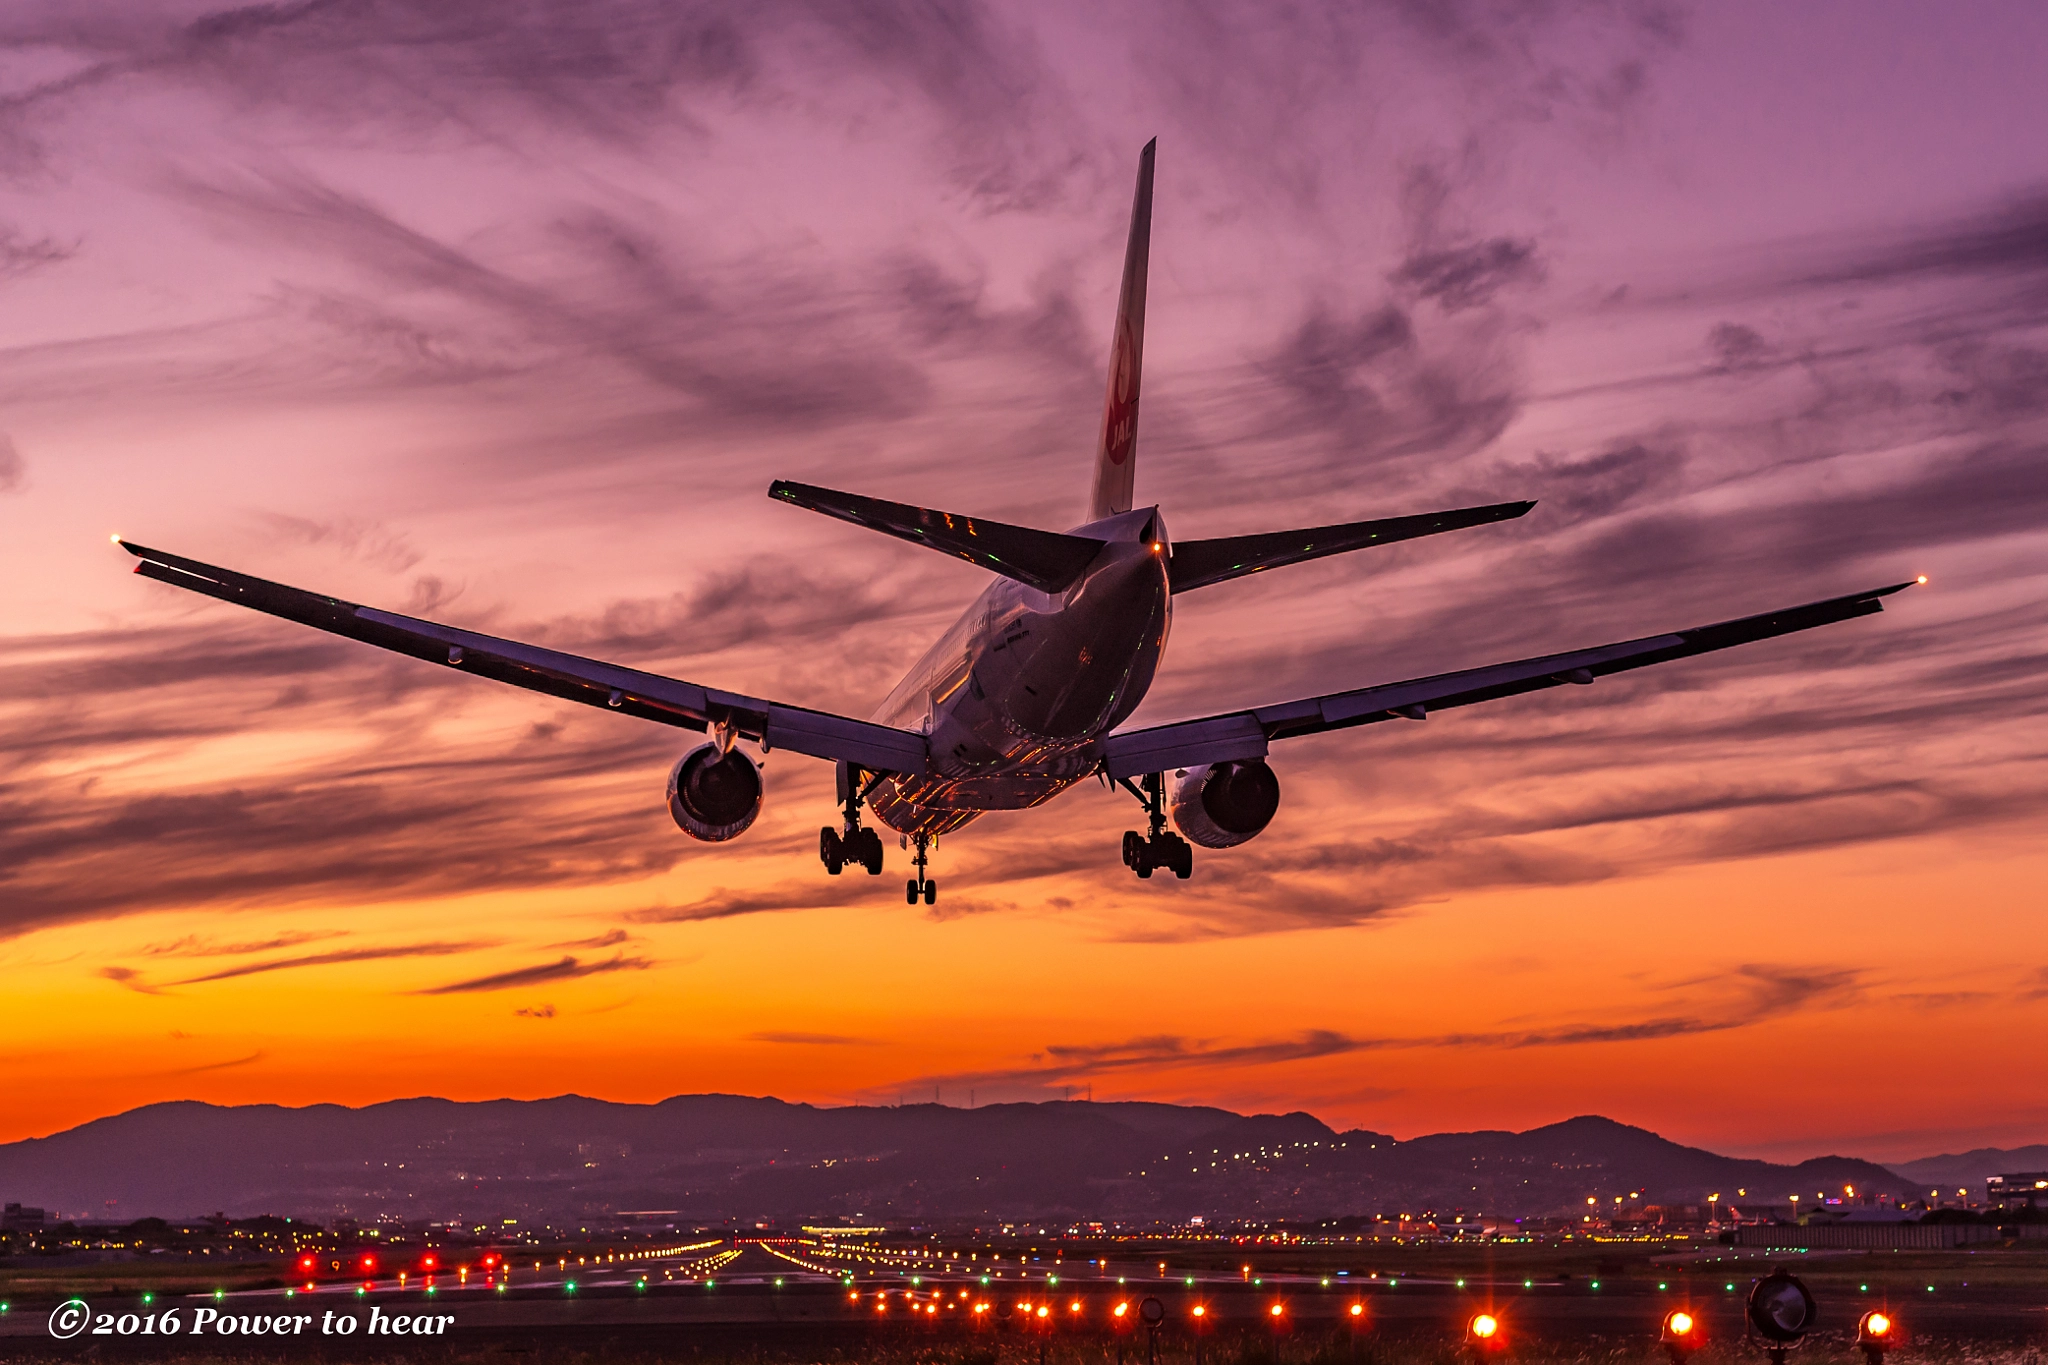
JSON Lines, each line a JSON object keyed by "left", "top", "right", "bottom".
{"left": 119, "top": 541, "right": 929, "bottom": 777}
{"left": 1095, "top": 580, "right": 1919, "bottom": 779}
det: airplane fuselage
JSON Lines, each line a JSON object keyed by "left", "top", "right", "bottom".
{"left": 869, "top": 507, "right": 1170, "bottom": 838}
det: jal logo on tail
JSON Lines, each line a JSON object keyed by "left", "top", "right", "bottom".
{"left": 1102, "top": 316, "right": 1140, "bottom": 465}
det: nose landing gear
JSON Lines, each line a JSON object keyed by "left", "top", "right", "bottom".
{"left": 820, "top": 766, "right": 886, "bottom": 876}
{"left": 1116, "top": 771, "right": 1192, "bottom": 879}
{"left": 906, "top": 833, "right": 937, "bottom": 905}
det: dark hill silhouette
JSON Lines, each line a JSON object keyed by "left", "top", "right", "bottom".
{"left": 1887, "top": 1144, "right": 2048, "bottom": 1191}
{"left": 0, "top": 1097, "right": 1911, "bottom": 1225}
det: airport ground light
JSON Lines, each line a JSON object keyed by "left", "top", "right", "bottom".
{"left": 1857, "top": 1309, "right": 1899, "bottom": 1365}
{"left": 1659, "top": 1306, "right": 1703, "bottom": 1365}
{"left": 1466, "top": 1310, "right": 1507, "bottom": 1357}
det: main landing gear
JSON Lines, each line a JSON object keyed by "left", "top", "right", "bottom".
{"left": 1118, "top": 771, "right": 1192, "bottom": 880}
{"left": 820, "top": 768, "right": 885, "bottom": 877}
{"left": 906, "top": 833, "right": 937, "bottom": 906}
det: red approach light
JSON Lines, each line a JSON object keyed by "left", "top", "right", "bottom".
{"left": 359, "top": 1255, "right": 377, "bottom": 1271}
{"left": 1467, "top": 1313, "right": 1503, "bottom": 1348}
{"left": 1857, "top": 1310, "right": 1897, "bottom": 1362}
{"left": 298, "top": 1256, "right": 315, "bottom": 1271}
{"left": 1661, "top": 1309, "right": 1702, "bottom": 1361}
{"left": 1350, "top": 1304, "right": 1365, "bottom": 1319}
{"left": 422, "top": 1256, "right": 437, "bottom": 1270}
{"left": 1114, "top": 1303, "right": 1130, "bottom": 1319}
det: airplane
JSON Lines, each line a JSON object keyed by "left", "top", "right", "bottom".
{"left": 118, "top": 140, "right": 1920, "bottom": 906}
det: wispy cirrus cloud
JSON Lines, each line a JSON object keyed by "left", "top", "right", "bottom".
{"left": 99, "top": 965, "right": 167, "bottom": 996}
{"left": 143, "top": 929, "right": 347, "bottom": 957}
{"left": 169, "top": 941, "right": 493, "bottom": 986}
{"left": 905, "top": 964, "right": 1866, "bottom": 1089}
{"left": 416, "top": 952, "right": 651, "bottom": 995}
{"left": 748, "top": 1030, "right": 875, "bottom": 1046}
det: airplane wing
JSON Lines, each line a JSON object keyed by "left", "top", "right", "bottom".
{"left": 1169, "top": 500, "right": 1536, "bottom": 594}
{"left": 1095, "top": 580, "right": 1919, "bottom": 778}
{"left": 118, "top": 540, "right": 929, "bottom": 777}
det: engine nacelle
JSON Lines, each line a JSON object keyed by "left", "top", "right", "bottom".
{"left": 1170, "top": 758, "right": 1280, "bottom": 849}
{"left": 667, "top": 743, "right": 763, "bottom": 842}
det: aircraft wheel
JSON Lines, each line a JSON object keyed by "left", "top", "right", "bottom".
{"left": 860, "top": 829, "right": 885, "bottom": 875}
{"left": 906, "top": 879, "right": 920, "bottom": 904}
{"left": 1151, "top": 831, "right": 1193, "bottom": 880}
{"left": 1121, "top": 830, "right": 1148, "bottom": 874}
{"left": 820, "top": 826, "right": 844, "bottom": 875}
{"left": 923, "top": 880, "right": 937, "bottom": 906}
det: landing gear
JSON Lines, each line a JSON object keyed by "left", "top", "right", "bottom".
{"left": 820, "top": 766, "right": 886, "bottom": 876}
{"left": 819, "top": 825, "right": 884, "bottom": 875}
{"left": 1117, "top": 771, "right": 1192, "bottom": 880}
{"left": 906, "top": 833, "right": 937, "bottom": 905}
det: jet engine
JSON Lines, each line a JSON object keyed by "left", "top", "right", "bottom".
{"left": 666, "top": 743, "right": 763, "bottom": 842}
{"left": 1169, "top": 758, "right": 1280, "bottom": 849}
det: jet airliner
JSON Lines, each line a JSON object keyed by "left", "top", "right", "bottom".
{"left": 119, "top": 142, "right": 1919, "bottom": 904}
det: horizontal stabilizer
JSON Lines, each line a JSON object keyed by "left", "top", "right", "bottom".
{"left": 1169, "top": 500, "right": 1535, "bottom": 594}
{"left": 769, "top": 480, "right": 1104, "bottom": 594}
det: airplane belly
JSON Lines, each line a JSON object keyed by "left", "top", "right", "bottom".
{"left": 894, "top": 684, "right": 1095, "bottom": 814}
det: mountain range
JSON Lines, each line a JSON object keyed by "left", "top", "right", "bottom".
{"left": 0, "top": 1096, "right": 2034, "bottom": 1225}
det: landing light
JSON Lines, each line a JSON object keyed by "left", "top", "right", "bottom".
{"left": 1747, "top": 1271, "right": 1816, "bottom": 1344}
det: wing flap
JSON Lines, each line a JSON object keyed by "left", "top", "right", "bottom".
{"left": 123, "top": 541, "right": 930, "bottom": 776}
{"left": 1169, "top": 500, "right": 1535, "bottom": 594}
{"left": 769, "top": 480, "right": 1104, "bottom": 594}
{"left": 1098, "top": 580, "right": 1916, "bottom": 778}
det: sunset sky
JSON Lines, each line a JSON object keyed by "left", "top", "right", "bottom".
{"left": 4, "top": 0, "right": 2045, "bottom": 1165}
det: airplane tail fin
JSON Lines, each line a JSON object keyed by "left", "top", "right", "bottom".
{"left": 1086, "top": 138, "right": 1155, "bottom": 524}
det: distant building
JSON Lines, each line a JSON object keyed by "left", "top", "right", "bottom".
{"left": 1986, "top": 1173, "right": 2048, "bottom": 1210}
{"left": 3, "top": 1203, "right": 48, "bottom": 1229}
